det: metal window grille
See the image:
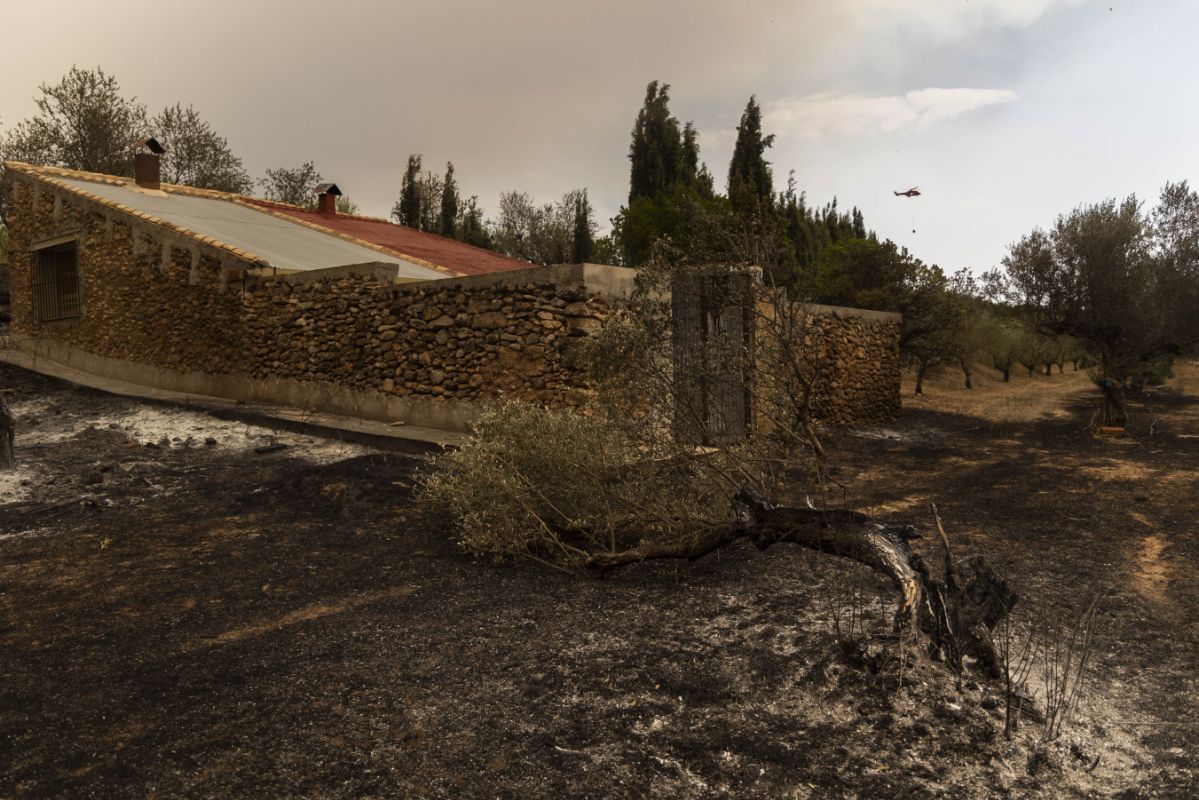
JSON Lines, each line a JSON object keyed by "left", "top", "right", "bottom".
{"left": 33, "top": 242, "right": 81, "bottom": 322}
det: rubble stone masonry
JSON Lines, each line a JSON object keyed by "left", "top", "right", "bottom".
{"left": 798, "top": 305, "right": 902, "bottom": 425}
{"left": 5, "top": 177, "right": 899, "bottom": 426}
{"left": 4, "top": 180, "right": 611, "bottom": 409}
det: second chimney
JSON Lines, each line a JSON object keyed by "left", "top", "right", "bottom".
{"left": 315, "top": 183, "right": 342, "bottom": 216}
{"left": 134, "top": 137, "right": 165, "bottom": 190}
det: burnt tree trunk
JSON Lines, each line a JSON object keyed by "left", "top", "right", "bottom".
{"left": 960, "top": 360, "right": 973, "bottom": 389}
{"left": 914, "top": 365, "right": 928, "bottom": 396}
{"left": 1002, "top": 367, "right": 1011, "bottom": 382}
{"left": 587, "top": 489, "right": 1017, "bottom": 678}
{"left": 0, "top": 394, "right": 14, "bottom": 471}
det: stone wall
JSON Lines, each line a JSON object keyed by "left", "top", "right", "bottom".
{"left": 4, "top": 174, "right": 899, "bottom": 428}
{"left": 799, "top": 305, "right": 902, "bottom": 425}
{"left": 3, "top": 180, "right": 611, "bottom": 410}
{"left": 240, "top": 277, "right": 608, "bottom": 406}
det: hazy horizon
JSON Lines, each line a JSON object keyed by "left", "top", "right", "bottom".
{"left": 3, "top": 0, "right": 1196, "bottom": 272}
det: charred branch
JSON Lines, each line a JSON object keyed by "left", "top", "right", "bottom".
{"left": 585, "top": 488, "right": 1016, "bottom": 679}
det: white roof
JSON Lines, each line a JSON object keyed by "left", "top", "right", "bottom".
{"left": 53, "top": 175, "right": 445, "bottom": 280}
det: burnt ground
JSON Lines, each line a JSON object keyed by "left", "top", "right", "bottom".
{"left": 0, "top": 362, "right": 1196, "bottom": 798}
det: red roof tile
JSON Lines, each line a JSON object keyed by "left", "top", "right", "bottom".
{"left": 245, "top": 199, "right": 530, "bottom": 277}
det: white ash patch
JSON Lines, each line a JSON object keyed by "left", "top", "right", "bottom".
{"left": 847, "top": 425, "right": 943, "bottom": 444}
{"left": 0, "top": 523, "right": 59, "bottom": 543}
{"left": 16, "top": 403, "right": 372, "bottom": 464}
{"left": 0, "top": 466, "right": 37, "bottom": 505}
{"left": 7, "top": 397, "right": 55, "bottom": 417}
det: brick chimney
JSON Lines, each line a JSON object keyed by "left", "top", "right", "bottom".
{"left": 315, "top": 183, "right": 342, "bottom": 216}
{"left": 134, "top": 137, "right": 165, "bottom": 190}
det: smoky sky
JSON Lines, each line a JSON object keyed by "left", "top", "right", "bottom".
{"left": 2, "top": 0, "right": 1195, "bottom": 271}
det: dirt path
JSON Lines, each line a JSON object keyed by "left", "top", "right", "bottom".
{"left": 1, "top": 362, "right": 1196, "bottom": 798}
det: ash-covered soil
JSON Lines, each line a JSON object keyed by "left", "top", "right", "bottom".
{"left": 0, "top": 363, "right": 1195, "bottom": 798}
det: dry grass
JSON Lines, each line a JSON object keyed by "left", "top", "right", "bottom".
{"left": 901, "top": 362, "right": 1097, "bottom": 423}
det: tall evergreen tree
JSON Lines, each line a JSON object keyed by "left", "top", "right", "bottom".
{"left": 681, "top": 122, "right": 699, "bottom": 187}
{"left": 457, "top": 195, "right": 492, "bottom": 250}
{"left": 439, "top": 161, "right": 459, "bottom": 238}
{"left": 682, "top": 122, "right": 715, "bottom": 199}
{"left": 727, "top": 95, "right": 775, "bottom": 217}
{"left": 852, "top": 207, "right": 867, "bottom": 239}
{"left": 392, "top": 154, "right": 422, "bottom": 228}
{"left": 571, "top": 189, "right": 594, "bottom": 263}
{"left": 416, "top": 170, "right": 443, "bottom": 233}
{"left": 627, "top": 81, "right": 685, "bottom": 203}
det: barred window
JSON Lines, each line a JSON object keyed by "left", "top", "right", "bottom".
{"left": 33, "top": 241, "right": 81, "bottom": 322}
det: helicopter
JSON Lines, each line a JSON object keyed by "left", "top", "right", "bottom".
{"left": 893, "top": 187, "right": 921, "bottom": 198}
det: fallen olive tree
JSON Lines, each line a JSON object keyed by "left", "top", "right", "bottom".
{"left": 422, "top": 242, "right": 1016, "bottom": 679}
{"left": 587, "top": 491, "right": 1016, "bottom": 678}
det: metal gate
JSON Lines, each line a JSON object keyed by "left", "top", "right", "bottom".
{"left": 671, "top": 269, "right": 754, "bottom": 444}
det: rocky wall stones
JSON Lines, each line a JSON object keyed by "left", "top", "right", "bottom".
{"left": 4, "top": 177, "right": 611, "bottom": 406}
{"left": 4, "top": 176, "right": 898, "bottom": 423}
{"left": 240, "top": 277, "right": 610, "bottom": 406}
{"left": 801, "top": 311, "right": 902, "bottom": 425}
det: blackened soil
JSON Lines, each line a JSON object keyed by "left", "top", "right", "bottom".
{"left": 0, "top": 363, "right": 1195, "bottom": 798}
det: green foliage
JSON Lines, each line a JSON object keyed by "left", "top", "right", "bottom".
{"left": 976, "top": 313, "right": 1030, "bottom": 380}
{"left": 419, "top": 400, "right": 736, "bottom": 570}
{"left": 618, "top": 81, "right": 721, "bottom": 265}
{"left": 439, "top": 162, "right": 459, "bottom": 238}
{"left": 394, "top": 154, "right": 423, "bottom": 228}
{"left": 613, "top": 183, "right": 711, "bottom": 267}
{"left": 727, "top": 95, "right": 775, "bottom": 217}
{"left": 1131, "top": 355, "right": 1174, "bottom": 388}
{"left": 571, "top": 189, "right": 594, "bottom": 263}
{"left": 335, "top": 196, "right": 359, "bottom": 215}
{"left": 628, "top": 81, "right": 687, "bottom": 203}
{"left": 590, "top": 233, "right": 623, "bottom": 266}
{"left": 152, "top": 103, "right": 252, "bottom": 194}
{"left": 0, "top": 66, "right": 148, "bottom": 176}
{"left": 259, "top": 161, "right": 323, "bottom": 207}
{"left": 1005, "top": 182, "right": 1199, "bottom": 421}
{"left": 799, "top": 236, "right": 966, "bottom": 376}
{"left": 681, "top": 122, "right": 713, "bottom": 198}
{"left": 491, "top": 189, "right": 593, "bottom": 265}
{"left": 457, "top": 195, "right": 492, "bottom": 250}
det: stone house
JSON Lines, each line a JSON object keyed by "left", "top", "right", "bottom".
{"left": 0, "top": 151, "right": 901, "bottom": 434}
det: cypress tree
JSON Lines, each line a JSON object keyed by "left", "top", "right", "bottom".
{"left": 394, "top": 154, "right": 422, "bottom": 228}
{"left": 727, "top": 96, "right": 775, "bottom": 217}
{"left": 628, "top": 81, "right": 685, "bottom": 203}
{"left": 571, "top": 189, "right": 594, "bottom": 264}
{"left": 458, "top": 196, "right": 492, "bottom": 250}
{"left": 682, "top": 122, "right": 699, "bottom": 187}
{"left": 440, "top": 161, "right": 459, "bottom": 238}
{"left": 852, "top": 207, "right": 866, "bottom": 239}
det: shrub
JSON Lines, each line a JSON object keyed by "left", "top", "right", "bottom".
{"left": 419, "top": 400, "right": 741, "bottom": 570}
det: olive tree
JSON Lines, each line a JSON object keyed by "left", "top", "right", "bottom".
{"left": 1003, "top": 184, "right": 1199, "bottom": 427}
{"left": 259, "top": 162, "right": 323, "bottom": 208}
{"left": 152, "top": 103, "right": 252, "bottom": 194}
